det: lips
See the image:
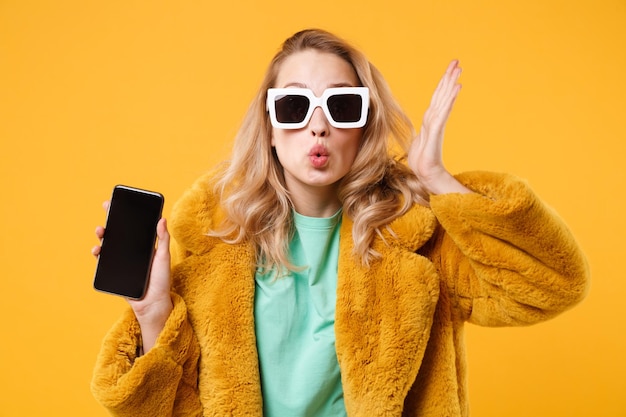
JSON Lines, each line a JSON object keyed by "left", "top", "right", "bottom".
{"left": 308, "top": 144, "right": 329, "bottom": 168}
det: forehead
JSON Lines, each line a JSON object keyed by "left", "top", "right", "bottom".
{"left": 274, "top": 49, "right": 360, "bottom": 90}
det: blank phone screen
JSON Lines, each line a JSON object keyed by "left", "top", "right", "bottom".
{"left": 93, "top": 185, "right": 164, "bottom": 299}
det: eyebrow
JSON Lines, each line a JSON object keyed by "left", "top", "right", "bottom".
{"left": 282, "top": 82, "right": 358, "bottom": 89}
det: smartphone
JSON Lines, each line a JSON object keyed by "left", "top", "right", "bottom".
{"left": 93, "top": 185, "right": 164, "bottom": 299}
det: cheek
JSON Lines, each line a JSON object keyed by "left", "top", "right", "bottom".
{"left": 271, "top": 128, "right": 293, "bottom": 149}
{"left": 342, "top": 132, "right": 363, "bottom": 162}
{"left": 270, "top": 132, "right": 295, "bottom": 167}
{"left": 271, "top": 127, "right": 291, "bottom": 148}
{"left": 271, "top": 132, "right": 288, "bottom": 154}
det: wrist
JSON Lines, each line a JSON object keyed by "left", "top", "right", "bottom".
{"left": 134, "top": 299, "right": 173, "bottom": 327}
{"left": 423, "top": 172, "right": 472, "bottom": 196}
{"left": 131, "top": 297, "right": 173, "bottom": 351}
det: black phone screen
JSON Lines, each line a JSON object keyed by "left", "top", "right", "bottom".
{"left": 93, "top": 185, "right": 164, "bottom": 299}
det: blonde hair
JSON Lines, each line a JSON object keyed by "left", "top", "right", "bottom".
{"left": 210, "top": 28, "right": 428, "bottom": 271}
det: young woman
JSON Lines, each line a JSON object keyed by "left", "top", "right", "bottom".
{"left": 91, "top": 29, "right": 589, "bottom": 416}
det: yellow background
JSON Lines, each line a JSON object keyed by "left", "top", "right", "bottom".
{"left": 1, "top": 0, "right": 624, "bottom": 415}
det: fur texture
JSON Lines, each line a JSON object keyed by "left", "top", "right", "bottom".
{"left": 92, "top": 171, "right": 589, "bottom": 416}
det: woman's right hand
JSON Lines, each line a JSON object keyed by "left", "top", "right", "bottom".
{"left": 92, "top": 202, "right": 174, "bottom": 354}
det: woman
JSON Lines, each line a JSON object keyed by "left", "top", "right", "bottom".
{"left": 91, "top": 29, "right": 589, "bottom": 416}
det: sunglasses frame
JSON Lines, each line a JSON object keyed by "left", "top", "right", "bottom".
{"left": 266, "top": 87, "right": 370, "bottom": 129}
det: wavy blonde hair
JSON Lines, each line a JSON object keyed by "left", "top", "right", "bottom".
{"left": 210, "top": 28, "right": 428, "bottom": 271}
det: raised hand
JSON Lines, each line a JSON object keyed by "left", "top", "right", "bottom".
{"left": 92, "top": 202, "right": 173, "bottom": 353}
{"left": 408, "top": 60, "right": 471, "bottom": 195}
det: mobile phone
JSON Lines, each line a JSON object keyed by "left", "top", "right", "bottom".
{"left": 93, "top": 185, "right": 164, "bottom": 299}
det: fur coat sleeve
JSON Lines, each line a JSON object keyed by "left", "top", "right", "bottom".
{"left": 90, "top": 254, "right": 204, "bottom": 416}
{"left": 424, "top": 171, "right": 590, "bottom": 326}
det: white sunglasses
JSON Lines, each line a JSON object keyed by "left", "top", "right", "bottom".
{"left": 266, "top": 87, "right": 370, "bottom": 129}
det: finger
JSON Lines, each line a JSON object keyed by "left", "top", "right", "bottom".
{"left": 91, "top": 245, "right": 101, "bottom": 257}
{"left": 441, "top": 60, "right": 461, "bottom": 88}
{"left": 102, "top": 200, "right": 110, "bottom": 211}
{"left": 445, "top": 59, "right": 460, "bottom": 76}
{"left": 440, "top": 83, "right": 461, "bottom": 114}
{"left": 437, "top": 63, "right": 462, "bottom": 105}
{"left": 154, "top": 218, "right": 170, "bottom": 257}
{"left": 142, "top": 218, "right": 172, "bottom": 299}
{"left": 425, "top": 88, "right": 460, "bottom": 135}
{"left": 430, "top": 64, "right": 461, "bottom": 110}
{"left": 95, "top": 225, "right": 105, "bottom": 239}
{"left": 433, "top": 73, "right": 462, "bottom": 116}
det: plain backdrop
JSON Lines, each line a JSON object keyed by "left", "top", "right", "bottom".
{"left": 1, "top": 1, "right": 624, "bottom": 415}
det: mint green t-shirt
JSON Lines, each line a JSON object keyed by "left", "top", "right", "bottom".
{"left": 254, "top": 209, "right": 346, "bottom": 417}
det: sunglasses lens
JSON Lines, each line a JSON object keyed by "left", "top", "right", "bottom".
{"left": 274, "top": 95, "right": 310, "bottom": 124}
{"left": 327, "top": 94, "right": 363, "bottom": 123}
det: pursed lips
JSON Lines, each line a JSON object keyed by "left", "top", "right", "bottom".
{"left": 308, "top": 144, "right": 329, "bottom": 168}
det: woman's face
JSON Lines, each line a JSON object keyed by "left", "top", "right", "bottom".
{"left": 270, "top": 49, "right": 363, "bottom": 213}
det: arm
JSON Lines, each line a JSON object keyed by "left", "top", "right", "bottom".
{"left": 91, "top": 213, "right": 203, "bottom": 415}
{"left": 91, "top": 293, "right": 203, "bottom": 416}
{"left": 409, "top": 62, "right": 589, "bottom": 324}
{"left": 423, "top": 171, "right": 590, "bottom": 325}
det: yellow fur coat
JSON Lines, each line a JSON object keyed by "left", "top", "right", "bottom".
{"left": 92, "top": 171, "right": 589, "bottom": 416}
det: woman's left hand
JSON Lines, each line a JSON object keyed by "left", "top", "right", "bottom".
{"left": 408, "top": 60, "right": 471, "bottom": 195}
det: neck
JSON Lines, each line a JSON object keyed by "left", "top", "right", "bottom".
{"left": 290, "top": 184, "right": 342, "bottom": 218}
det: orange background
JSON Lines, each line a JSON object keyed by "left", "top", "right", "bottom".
{"left": 1, "top": 1, "right": 624, "bottom": 416}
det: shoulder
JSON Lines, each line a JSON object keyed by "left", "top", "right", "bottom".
{"left": 378, "top": 171, "right": 535, "bottom": 253}
{"left": 381, "top": 203, "right": 438, "bottom": 253}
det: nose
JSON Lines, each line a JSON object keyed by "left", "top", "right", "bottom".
{"left": 308, "top": 106, "right": 329, "bottom": 137}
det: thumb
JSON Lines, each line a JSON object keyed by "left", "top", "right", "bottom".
{"left": 155, "top": 218, "right": 170, "bottom": 259}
